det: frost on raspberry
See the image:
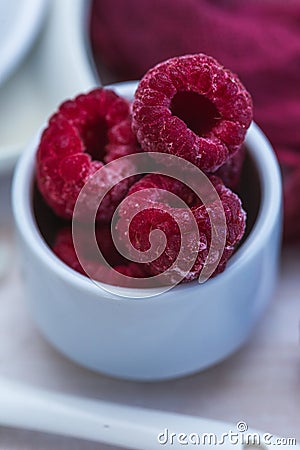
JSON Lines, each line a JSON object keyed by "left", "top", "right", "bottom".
{"left": 36, "top": 88, "right": 140, "bottom": 221}
{"left": 132, "top": 54, "right": 253, "bottom": 172}
{"left": 52, "top": 225, "right": 147, "bottom": 287}
{"left": 116, "top": 174, "right": 246, "bottom": 284}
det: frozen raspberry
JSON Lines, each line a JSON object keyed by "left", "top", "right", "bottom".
{"left": 132, "top": 54, "right": 253, "bottom": 172}
{"left": 116, "top": 174, "right": 246, "bottom": 284}
{"left": 214, "top": 146, "right": 246, "bottom": 191}
{"left": 53, "top": 225, "right": 125, "bottom": 267}
{"left": 53, "top": 225, "right": 147, "bottom": 286}
{"left": 36, "top": 88, "right": 139, "bottom": 222}
{"left": 114, "top": 263, "right": 146, "bottom": 279}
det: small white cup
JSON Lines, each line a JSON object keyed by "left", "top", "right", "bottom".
{"left": 12, "top": 82, "right": 282, "bottom": 381}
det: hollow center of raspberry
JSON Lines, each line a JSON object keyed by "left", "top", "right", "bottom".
{"left": 81, "top": 118, "right": 108, "bottom": 161}
{"left": 170, "top": 91, "right": 221, "bottom": 136}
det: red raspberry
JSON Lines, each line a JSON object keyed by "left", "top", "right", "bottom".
{"left": 132, "top": 54, "right": 253, "bottom": 172}
{"left": 36, "top": 88, "right": 139, "bottom": 221}
{"left": 214, "top": 146, "right": 246, "bottom": 191}
{"left": 52, "top": 226, "right": 147, "bottom": 286}
{"left": 116, "top": 174, "right": 246, "bottom": 283}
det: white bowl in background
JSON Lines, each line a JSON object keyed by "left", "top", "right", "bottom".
{"left": 35, "top": 0, "right": 98, "bottom": 109}
{"left": 12, "top": 82, "right": 282, "bottom": 381}
{"left": 0, "top": 0, "right": 48, "bottom": 86}
{"left": 0, "top": 0, "right": 97, "bottom": 175}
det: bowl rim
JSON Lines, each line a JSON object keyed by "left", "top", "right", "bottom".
{"left": 12, "top": 83, "right": 282, "bottom": 301}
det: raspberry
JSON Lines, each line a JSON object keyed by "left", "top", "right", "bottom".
{"left": 132, "top": 54, "right": 253, "bottom": 172}
{"left": 36, "top": 88, "right": 139, "bottom": 221}
{"left": 116, "top": 174, "right": 246, "bottom": 283}
{"left": 214, "top": 146, "right": 245, "bottom": 191}
{"left": 53, "top": 226, "right": 147, "bottom": 286}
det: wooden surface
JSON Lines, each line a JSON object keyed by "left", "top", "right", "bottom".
{"left": 0, "top": 219, "right": 299, "bottom": 449}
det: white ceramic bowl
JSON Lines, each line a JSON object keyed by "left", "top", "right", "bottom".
{"left": 12, "top": 82, "right": 282, "bottom": 381}
{"left": 0, "top": 0, "right": 97, "bottom": 175}
{"left": 0, "top": 0, "right": 48, "bottom": 86}
{"left": 0, "top": 0, "right": 48, "bottom": 175}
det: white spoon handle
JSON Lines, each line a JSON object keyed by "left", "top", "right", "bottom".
{"left": 0, "top": 377, "right": 297, "bottom": 449}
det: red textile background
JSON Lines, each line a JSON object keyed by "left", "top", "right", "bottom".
{"left": 90, "top": 0, "right": 300, "bottom": 242}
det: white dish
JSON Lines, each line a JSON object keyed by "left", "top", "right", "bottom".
{"left": 0, "top": 0, "right": 97, "bottom": 175}
{"left": 0, "top": 54, "right": 47, "bottom": 175}
{"left": 0, "top": 0, "right": 47, "bottom": 86}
